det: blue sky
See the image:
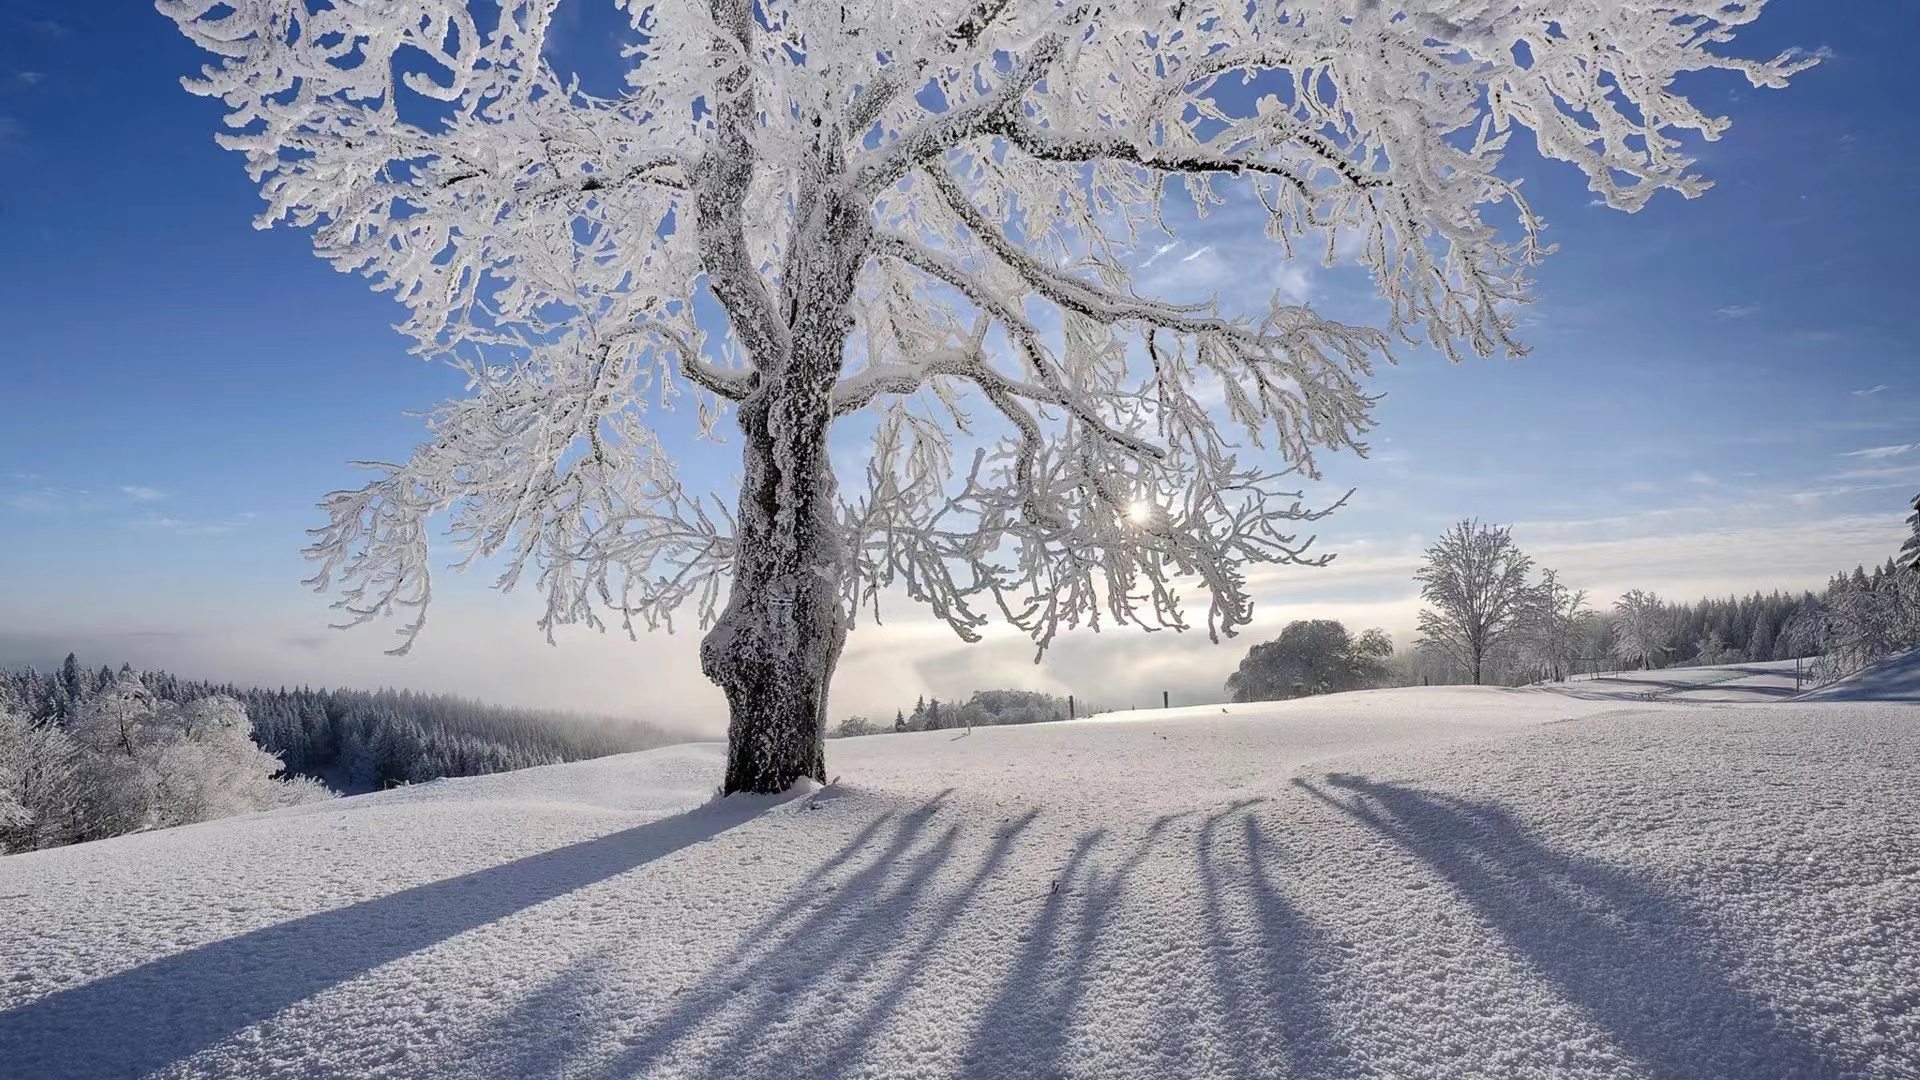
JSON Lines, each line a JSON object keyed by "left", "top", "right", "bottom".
{"left": 1, "top": 1, "right": 1916, "bottom": 730}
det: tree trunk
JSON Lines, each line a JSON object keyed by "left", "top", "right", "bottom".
{"left": 698, "top": 185, "right": 866, "bottom": 795}
{"left": 700, "top": 383, "right": 850, "bottom": 793}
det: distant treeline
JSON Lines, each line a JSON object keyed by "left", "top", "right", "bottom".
{"left": 833, "top": 689, "right": 1082, "bottom": 737}
{"left": 2, "top": 656, "right": 686, "bottom": 794}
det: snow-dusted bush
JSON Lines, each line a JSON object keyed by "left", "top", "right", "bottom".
{"left": 153, "top": 697, "right": 331, "bottom": 829}
{"left": 15, "top": 673, "right": 330, "bottom": 848}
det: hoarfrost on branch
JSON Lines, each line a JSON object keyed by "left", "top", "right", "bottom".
{"left": 162, "top": 0, "right": 1810, "bottom": 657}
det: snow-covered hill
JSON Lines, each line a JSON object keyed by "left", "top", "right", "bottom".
{"left": 3, "top": 686, "right": 1917, "bottom": 1079}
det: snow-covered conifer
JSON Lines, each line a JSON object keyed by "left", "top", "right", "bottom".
{"left": 162, "top": 0, "right": 1812, "bottom": 791}
{"left": 1902, "top": 493, "right": 1920, "bottom": 573}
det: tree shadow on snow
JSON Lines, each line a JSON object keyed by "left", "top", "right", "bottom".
{"left": 1194, "top": 803, "right": 1371, "bottom": 1080}
{"left": 518, "top": 798, "right": 1366, "bottom": 1080}
{"left": 478, "top": 791, "right": 998, "bottom": 1076}
{"left": 1295, "top": 774, "right": 1848, "bottom": 1079}
{"left": 0, "top": 792, "right": 797, "bottom": 1080}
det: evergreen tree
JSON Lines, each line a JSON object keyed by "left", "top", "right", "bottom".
{"left": 1903, "top": 493, "right": 1920, "bottom": 573}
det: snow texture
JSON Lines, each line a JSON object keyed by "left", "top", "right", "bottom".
{"left": 3, "top": 677, "right": 1917, "bottom": 1079}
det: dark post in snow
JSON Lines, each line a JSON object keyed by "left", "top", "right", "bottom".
{"left": 1162, "top": 689, "right": 1169, "bottom": 710}
{"left": 1068, "top": 695, "right": 1075, "bottom": 721}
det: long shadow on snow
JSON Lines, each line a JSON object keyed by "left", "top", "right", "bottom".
{"left": 1297, "top": 774, "right": 1847, "bottom": 1079}
{"left": 490, "top": 801, "right": 1362, "bottom": 1080}
{"left": 1194, "top": 804, "right": 1371, "bottom": 1079}
{"left": 490, "top": 796, "right": 948, "bottom": 1080}
{"left": 482, "top": 794, "right": 972, "bottom": 1079}
{"left": 1801, "top": 647, "right": 1920, "bottom": 701}
{"left": 0, "top": 793, "right": 791, "bottom": 1080}
{"left": 494, "top": 806, "right": 1113, "bottom": 1080}
{"left": 1546, "top": 682, "right": 1799, "bottom": 702}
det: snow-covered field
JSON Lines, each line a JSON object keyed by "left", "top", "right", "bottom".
{"left": 1547, "top": 658, "right": 1816, "bottom": 703}
{"left": 3, "top": 673, "right": 1918, "bottom": 1079}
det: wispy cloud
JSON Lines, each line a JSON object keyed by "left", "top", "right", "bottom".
{"left": 12, "top": 71, "right": 43, "bottom": 88}
{"left": 1784, "top": 44, "right": 1837, "bottom": 63}
{"left": 1713, "top": 304, "right": 1759, "bottom": 319}
{"left": 1852, "top": 384, "right": 1890, "bottom": 397}
{"left": 129, "top": 514, "right": 250, "bottom": 536}
{"left": 120, "top": 485, "right": 167, "bottom": 502}
{"left": 1180, "top": 245, "right": 1213, "bottom": 263}
{"left": 1136, "top": 241, "right": 1179, "bottom": 270}
{"left": 1840, "top": 444, "right": 1916, "bottom": 461}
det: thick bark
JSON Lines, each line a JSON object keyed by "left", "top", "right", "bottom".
{"left": 700, "top": 391, "right": 847, "bottom": 794}
{"left": 699, "top": 181, "right": 869, "bottom": 795}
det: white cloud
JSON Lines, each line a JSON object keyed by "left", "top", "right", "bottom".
{"left": 1852, "top": 384, "right": 1890, "bottom": 397}
{"left": 1179, "top": 245, "right": 1212, "bottom": 263}
{"left": 1713, "top": 304, "right": 1759, "bottom": 319}
{"left": 121, "top": 485, "right": 168, "bottom": 502}
{"left": 1137, "top": 241, "right": 1179, "bottom": 269}
{"left": 1840, "top": 444, "right": 1915, "bottom": 461}
{"left": 1273, "top": 262, "right": 1314, "bottom": 305}
{"left": 130, "top": 514, "right": 248, "bottom": 536}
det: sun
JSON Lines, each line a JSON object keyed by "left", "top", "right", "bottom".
{"left": 1126, "top": 500, "right": 1155, "bottom": 525}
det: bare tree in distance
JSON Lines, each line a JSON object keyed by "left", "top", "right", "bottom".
{"left": 1517, "top": 568, "right": 1594, "bottom": 683}
{"left": 1415, "top": 520, "right": 1538, "bottom": 685}
{"left": 1611, "top": 589, "right": 1674, "bottom": 671}
{"left": 162, "top": 0, "right": 1814, "bottom": 792}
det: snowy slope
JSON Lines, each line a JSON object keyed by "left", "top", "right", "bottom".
{"left": 2, "top": 688, "right": 1917, "bottom": 1079}
{"left": 1802, "top": 648, "right": 1920, "bottom": 703}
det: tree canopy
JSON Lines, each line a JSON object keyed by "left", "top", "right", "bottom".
{"left": 163, "top": 0, "right": 1813, "bottom": 790}
{"left": 1227, "top": 620, "right": 1392, "bottom": 703}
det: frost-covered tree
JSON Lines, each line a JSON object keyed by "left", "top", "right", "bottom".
{"left": 1416, "top": 520, "right": 1535, "bottom": 684}
{"left": 1516, "top": 568, "right": 1591, "bottom": 682}
{"left": 1611, "top": 589, "right": 1673, "bottom": 671}
{"left": 0, "top": 713, "right": 83, "bottom": 854}
{"left": 1227, "top": 619, "right": 1390, "bottom": 701}
{"left": 163, "top": 0, "right": 1811, "bottom": 792}
{"left": 1902, "top": 493, "right": 1920, "bottom": 574}
{"left": 0, "top": 706, "right": 34, "bottom": 838}
{"left": 153, "top": 697, "right": 329, "bottom": 827}
{"left": 1690, "top": 627, "right": 1737, "bottom": 667}
{"left": 1807, "top": 563, "right": 1920, "bottom": 680}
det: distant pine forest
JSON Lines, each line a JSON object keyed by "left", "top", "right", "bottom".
{"left": 2, "top": 656, "right": 687, "bottom": 795}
